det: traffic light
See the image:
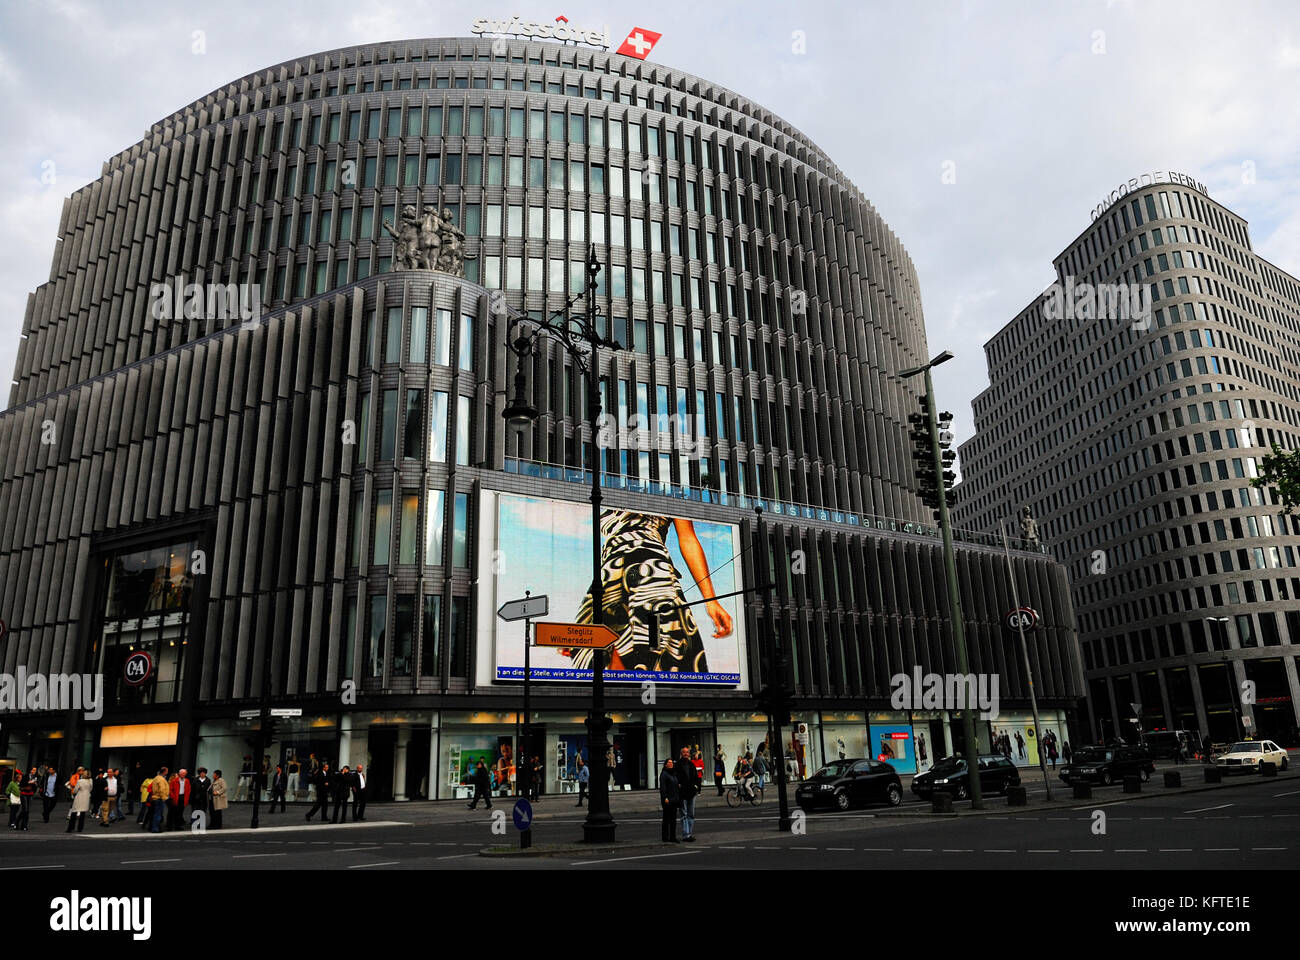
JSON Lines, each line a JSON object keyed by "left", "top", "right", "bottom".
{"left": 937, "top": 410, "right": 958, "bottom": 506}
{"left": 909, "top": 394, "right": 941, "bottom": 516}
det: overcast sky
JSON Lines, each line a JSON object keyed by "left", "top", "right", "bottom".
{"left": 1, "top": 0, "right": 1297, "bottom": 452}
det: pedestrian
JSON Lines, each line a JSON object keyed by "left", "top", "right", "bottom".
{"left": 530, "top": 755, "right": 542, "bottom": 801}
{"left": 66, "top": 767, "right": 92, "bottom": 833}
{"left": 137, "top": 775, "right": 153, "bottom": 828}
{"left": 1062, "top": 742, "right": 1072, "bottom": 765}
{"left": 148, "top": 768, "right": 170, "bottom": 833}
{"left": 16, "top": 768, "right": 36, "bottom": 831}
{"left": 659, "top": 759, "right": 680, "bottom": 842}
{"left": 574, "top": 756, "right": 589, "bottom": 807}
{"left": 306, "top": 762, "right": 332, "bottom": 821}
{"left": 101, "top": 768, "right": 119, "bottom": 827}
{"left": 269, "top": 765, "right": 287, "bottom": 813}
{"left": 714, "top": 748, "right": 726, "bottom": 796}
{"left": 168, "top": 768, "right": 191, "bottom": 831}
{"left": 753, "top": 749, "right": 768, "bottom": 790}
{"left": 331, "top": 765, "right": 354, "bottom": 823}
{"left": 41, "top": 766, "right": 58, "bottom": 822}
{"left": 468, "top": 759, "right": 492, "bottom": 810}
{"left": 191, "top": 768, "right": 212, "bottom": 826}
{"left": 675, "top": 746, "right": 699, "bottom": 842}
{"left": 5, "top": 770, "right": 20, "bottom": 829}
{"left": 352, "top": 764, "right": 369, "bottom": 821}
{"left": 211, "top": 770, "right": 228, "bottom": 829}
{"left": 1046, "top": 739, "right": 1058, "bottom": 769}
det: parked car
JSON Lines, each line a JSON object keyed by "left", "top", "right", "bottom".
{"left": 1215, "top": 740, "right": 1289, "bottom": 774}
{"left": 1058, "top": 745, "right": 1154, "bottom": 786}
{"left": 796, "top": 759, "right": 903, "bottom": 811}
{"left": 1143, "top": 730, "right": 1198, "bottom": 760}
{"left": 910, "top": 755, "right": 1020, "bottom": 801}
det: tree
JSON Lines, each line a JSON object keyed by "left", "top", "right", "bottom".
{"left": 1250, "top": 443, "right": 1300, "bottom": 514}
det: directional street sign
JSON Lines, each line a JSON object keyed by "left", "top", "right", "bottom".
{"left": 512, "top": 798, "right": 534, "bottom": 831}
{"left": 270, "top": 707, "right": 303, "bottom": 718}
{"left": 498, "top": 595, "right": 549, "bottom": 622}
{"left": 239, "top": 709, "right": 261, "bottom": 719}
{"left": 534, "top": 621, "right": 618, "bottom": 649}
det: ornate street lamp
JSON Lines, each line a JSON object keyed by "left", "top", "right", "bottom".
{"left": 499, "top": 245, "right": 622, "bottom": 843}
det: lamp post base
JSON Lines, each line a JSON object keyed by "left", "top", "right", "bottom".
{"left": 582, "top": 817, "right": 617, "bottom": 844}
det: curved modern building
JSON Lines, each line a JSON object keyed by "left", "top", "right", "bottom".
{"left": 0, "top": 36, "right": 1081, "bottom": 800}
{"left": 957, "top": 172, "right": 1300, "bottom": 745}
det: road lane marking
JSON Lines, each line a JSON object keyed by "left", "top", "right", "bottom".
{"left": 1272, "top": 789, "right": 1300, "bottom": 797}
{"left": 336, "top": 847, "right": 383, "bottom": 853}
{"left": 231, "top": 853, "right": 286, "bottom": 859}
{"left": 1184, "top": 803, "right": 1232, "bottom": 814}
{"left": 349, "top": 860, "right": 402, "bottom": 868}
{"left": 1205, "top": 847, "right": 1239, "bottom": 851}
{"left": 1158, "top": 848, "right": 1193, "bottom": 852}
{"left": 121, "top": 858, "right": 180, "bottom": 864}
{"left": 571, "top": 850, "right": 700, "bottom": 866}
{"left": 0, "top": 864, "right": 65, "bottom": 870}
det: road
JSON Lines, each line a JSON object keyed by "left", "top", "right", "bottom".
{"left": 2, "top": 763, "right": 1296, "bottom": 870}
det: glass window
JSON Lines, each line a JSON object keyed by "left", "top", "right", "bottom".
{"left": 393, "top": 596, "right": 415, "bottom": 676}
{"left": 409, "top": 306, "right": 428, "bottom": 363}
{"left": 429, "top": 391, "right": 449, "bottom": 462}
{"left": 404, "top": 389, "right": 424, "bottom": 460}
{"left": 457, "top": 394, "right": 472, "bottom": 465}
{"left": 434, "top": 309, "right": 451, "bottom": 366}
{"left": 425, "top": 489, "right": 446, "bottom": 566}
{"left": 385, "top": 307, "right": 402, "bottom": 363}
{"left": 421, "top": 595, "right": 442, "bottom": 676}
{"left": 366, "top": 594, "right": 386, "bottom": 678}
{"left": 373, "top": 489, "right": 393, "bottom": 564}
{"left": 453, "top": 492, "right": 469, "bottom": 567}
{"left": 399, "top": 491, "right": 419, "bottom": 564}
{"left": 459, "top": 314, "right": 474, "bottom": 370}
{"left": 380, "top": 389, "right": 397, "bottom": 461}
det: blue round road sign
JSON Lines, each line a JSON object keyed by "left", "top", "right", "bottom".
{"left": 512, "top": 798, "right": 533, "bottom": 831}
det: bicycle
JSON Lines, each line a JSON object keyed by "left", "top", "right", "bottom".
{"left": 725, "top": 780, "right": 764, "bottom": 807}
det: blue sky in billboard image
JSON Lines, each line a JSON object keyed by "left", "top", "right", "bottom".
{"left": 494, "top": 494, "right": 744, "bottom": 683}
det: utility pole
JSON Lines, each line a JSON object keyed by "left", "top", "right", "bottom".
{"left": 755, "top": 505, "right": 793, "bottom": 831}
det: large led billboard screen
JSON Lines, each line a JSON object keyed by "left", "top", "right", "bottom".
{"left": 478, "top": 492, "right": 748, "bottom": 687}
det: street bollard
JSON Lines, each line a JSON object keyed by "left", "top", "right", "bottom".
{"left": 1006, "top": 785, "right": 1028, "bottom": 807}
{"left": 1123, "top": 775, "right": 1142, "bottom": 793}
{"left": 1204, "top": 767, "right": 1222, "bottom": 783}
{"left": 1163, "top": 771, "right": 1182, "bottom": 788}
{"left": 931, "top": 791, "right": 954, "bottom": 813}
{"left": 1072, "top": 783, "right": 1092, "bottom": 800}
{"left": 1261, "top": 762, "right": 1278, "bottom": 778}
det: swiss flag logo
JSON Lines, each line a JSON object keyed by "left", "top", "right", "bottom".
{"left": 617, "top": 27, "right": 661, "bottom": 60}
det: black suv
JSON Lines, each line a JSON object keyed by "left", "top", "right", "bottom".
{"left": 1059, "top": 745, "right": 1154, "bottom": 786}
{"left": 910, "top": 755, "right": 1020, "bottom": 801}
{"left": 796, "top": 759, "right": 904, "bottom": 811}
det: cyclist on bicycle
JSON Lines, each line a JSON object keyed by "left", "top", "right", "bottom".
{"left": 738, "top": 753, "right": 756, "bottom": 801}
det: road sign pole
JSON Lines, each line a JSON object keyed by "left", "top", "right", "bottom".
{"left": 1001, "top": 523, "right": 1052, "bottom": 802}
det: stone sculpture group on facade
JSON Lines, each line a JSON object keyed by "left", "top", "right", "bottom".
{"left": 383, "top": 202, "right": 466, "bottom": 276}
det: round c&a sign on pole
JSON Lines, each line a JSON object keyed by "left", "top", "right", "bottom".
{"left": 123, "top": 650, "right": 154, "bottom": 686}
{"left": 1004, "top": 607, "right": 1040, "bottom": 631}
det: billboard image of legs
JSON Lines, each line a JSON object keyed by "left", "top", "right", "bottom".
{"left": 485, "top": 493, "right": 747, "bottom": 686}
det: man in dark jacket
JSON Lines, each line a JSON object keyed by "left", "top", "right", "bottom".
{"left": 467, "top": 759, "right": 492, "bottom": 809}
{"left": 190, "top": 768, "right": 212, "bottom": 827}
{"left": 659, "top": 759, "right": 680, "bottom": 842}
{"left": 352, "top": 764, "right": 369, "bottom": 821}
{"left": 305, "top": 762, "right": 332, "bottom": 821}
{"left": 270, "top": 765, "right": 288, "bottom": 813}
{"left": 674, "top": 746, "right": 700, "bottom": 842}
{"left": 90, "top": 771, "right": 109, "bottom": 829}
{"left": 331, "top": 765, "right": 354, "bottom": 823}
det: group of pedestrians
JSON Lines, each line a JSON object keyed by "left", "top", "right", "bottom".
{"left": 302, "top": 762, "right": 370, "bottom": 823}
{"left": 658, "top": 746, "right": 702, "bottom": 843}
{"left": 130, "top": 766, "right": 228, "bottom": 833}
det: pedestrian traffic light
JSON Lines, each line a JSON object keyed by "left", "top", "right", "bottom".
{"left": 909, "top": 395, "right": 941, "bottom": 514}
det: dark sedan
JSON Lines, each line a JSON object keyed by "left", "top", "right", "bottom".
{"left": 1058, "top": 745, "right": 1154, "bottom": 786}
{"left": 796, "top": 759, "right": 904, "bottom": 811}
{"left": 911, "top": 755, "right": 1021, "bottom": 801}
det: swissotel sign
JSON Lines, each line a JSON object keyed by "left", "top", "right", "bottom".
{"left": 471, "top": 15, "right": 613, "bottom": 48}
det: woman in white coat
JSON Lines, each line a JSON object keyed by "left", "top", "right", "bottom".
{"left": 65, "top": 768, "right": 92, "bottom": 832}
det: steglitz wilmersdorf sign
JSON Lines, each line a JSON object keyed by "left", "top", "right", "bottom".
{"left": 471, "top": 16, "right": 611, "bottom": 49}
{"left": 1090, "top": 171, "right": 1209, "bottom": 221}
